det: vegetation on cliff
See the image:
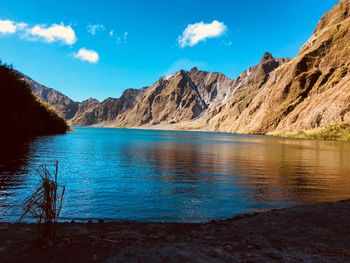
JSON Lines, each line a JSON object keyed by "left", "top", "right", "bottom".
{"left": 274, "top": 123, "right": 350, "bottom": 141}
{"left": 0, "top": 63, "right": 69, "bottom": 137}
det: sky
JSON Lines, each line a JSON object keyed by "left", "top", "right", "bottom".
{"left": 0, "top": 0, "right": 339, "bottom": 102}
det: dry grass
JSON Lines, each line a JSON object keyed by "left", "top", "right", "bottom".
{"left": 273, "top": 123, "right": 350, "bottom": 141}
{"left": 19, "top": 161, "right": 65, "bottom": 239}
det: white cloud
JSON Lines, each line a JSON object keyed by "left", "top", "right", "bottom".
{"left": 0, "top": 19, "right": 18, "bottom": 34}
{"left": 109, "top": 30, "right": 114, "bottom": 37}
{"left": 27, "top": 23, "right": 77, "bottom": 45}
{"left": 74, "top": 48, "right": 99, "bottom": 63}
{"left": 178, "top": 20, "right": 227, "bottom": 48}
{"left": 87, "top": 24, "right": 105, "bottom": 35}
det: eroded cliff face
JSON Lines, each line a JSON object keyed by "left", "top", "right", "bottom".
{"left": 224, "top": 0, "right": 350, "bottom": 134}
{"left": 114, "top": 69, "right": 236, "bottom": 127}
{"left": 68, "top": 88, "right": 144, "bottom": 126}
{"left": 203, "top": 53, "right": 290, "bottom": 132}
{"left": 110, "top": 52, "right": 289, "bottom": 130}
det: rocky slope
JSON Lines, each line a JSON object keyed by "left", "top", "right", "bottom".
{"left": 0, "top": 64, "right": 68, "bottom": 136}
{"left": 69, "top": 88, "right": 144, "bottom": 126}
{"left": 203, "top": 53, "right": 290, "bottom": 132}
{"left": 24, "top": 75, "right": 79, "bottom": 120}
{"left": 224, "top": 0, "right": 350, "bottom": 134}
{"left": 21, "top": 0, "right": 349, "bottom": 137}
{"left": 115, "top": 69, "right": 234, "bottom": 127}
{"left": 113, "top": 53, "right": 289, "bottom": 129}
{"left": 21, "top": 74, "right": 144, "bottom": 126}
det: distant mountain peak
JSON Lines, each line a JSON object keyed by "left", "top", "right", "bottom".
{"left": 190, "top": 67, "right": 198, "bottom": 72}
{"left": 261, "top": 52, "right": 274, "bottom": 62}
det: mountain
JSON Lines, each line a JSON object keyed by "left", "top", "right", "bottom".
{"left": 222, "top": 0, "right": 350, "bottom": 134}
{"left": 200, "top": 52, "right": 290, "bottom": 132}
{"left": 113, "top": 0, "right": 349, "bottom": 135}
{"left": 23, "top": 75, "right": 79, "bottom": 120}
{"left": 0, "top": 64, "right": 68, "bottom": 136}
{"left": 111, "top": 69, "right": 222, "bottom": 127}
{"left": 21, "top": 74, "right": 144, "bottom": 126}
{"left": 111, "top": 53, "right": 289, "bottom": 130}
{"left": 69, "top": 88, "right": 144, "bottom": 126}
{"left": 20, "top": 0, "right": 350, "bottom": 139}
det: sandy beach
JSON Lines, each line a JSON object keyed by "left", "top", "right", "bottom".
{"left": 1, "top": 200, "right": 349, "bottom": 262}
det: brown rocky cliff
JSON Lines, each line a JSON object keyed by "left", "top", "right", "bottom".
{"left": 203, "top": 53, "right": 289, "bottom": 132}
{"left": 69, "top": 88, "right": 144, "bottom": 126}
{"left": 115, "top": 70, "right": 211, "bottom": 126}
{"left": 228, "top": 0, "right": 350, "bottom": 134}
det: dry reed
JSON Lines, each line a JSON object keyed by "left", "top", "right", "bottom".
{"left": 19, "top": 161, "right": 65, "bottom": 239}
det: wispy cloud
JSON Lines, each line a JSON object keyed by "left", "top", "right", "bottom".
{"left": 87, "top": 26, "right": 129, "bottom": 46}
{"left": 74, "top": 48, "right": 99, "bottom": 63}
{"left": 0, "top": 19, "right": 19, "bottom": 34}
{"left": 116, "top": 32, "right": 128, "bottom": 45}
{"left": 87, "top": 24, "right": 105, "bottom": 35}
{"left": 25, "top": 23, "right": 77, "bottom": 45}
{"left": 108, "top": 29, "right": 128, "bottom": 45}
{"left": 178, "top": 20, "right": 227, "bottom": 48}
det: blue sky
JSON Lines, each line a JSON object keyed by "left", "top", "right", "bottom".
{"left": 0, "top": 0, "right": 339, "bottom": 101}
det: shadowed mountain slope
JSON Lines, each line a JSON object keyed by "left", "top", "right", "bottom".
{"left": 0, "top": 64, "right": 68, "bottom": 136}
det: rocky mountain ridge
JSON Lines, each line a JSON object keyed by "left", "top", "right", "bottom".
{"left": 21, "top": 74, "right": 145, "bottom": 126}
{"left": 228, "top": 0, "right": 350, "bottom": 134}
{"left": 20, "top": 0, "right": 350, "bottom": 137}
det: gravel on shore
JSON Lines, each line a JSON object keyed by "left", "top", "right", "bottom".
{"left": 1, "top": 200, "right": 349, "bottom": 262}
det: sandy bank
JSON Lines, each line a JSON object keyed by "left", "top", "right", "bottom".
{"left": 1, "top": 200, "right": 349, "bottom": 262}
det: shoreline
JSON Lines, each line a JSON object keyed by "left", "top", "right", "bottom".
{"left": 1, "top": 199, "right": 349, "bottom": 262}
{"left": 78, "top": 122, "right": 350, "bottom": 142}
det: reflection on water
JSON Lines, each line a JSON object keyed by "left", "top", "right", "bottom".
{"left": 0, "top": 128, "right": 350, "bottom": 222}
{"left": 0, "top": 138, "right": 32, "bottom": 203}
{"left": 0, "top": 137, "right": 36, "bottom": 223}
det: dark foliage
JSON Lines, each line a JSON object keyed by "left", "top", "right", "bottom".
{"left": 0, "top": 63, "right": 69, "bottom": 136}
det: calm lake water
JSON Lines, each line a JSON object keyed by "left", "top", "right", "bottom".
{"left": 1, "top": 127, "right": 350, "bottom": 222}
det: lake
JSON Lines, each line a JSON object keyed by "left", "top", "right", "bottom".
{"left": 1, "top": 127, "right": 350, "bottom": 222}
